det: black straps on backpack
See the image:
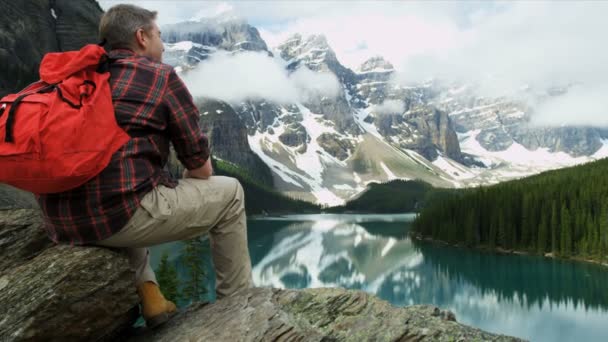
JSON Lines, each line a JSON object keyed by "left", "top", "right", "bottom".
{"left": 3, "top": 84, "right": 55, "bottom": 143}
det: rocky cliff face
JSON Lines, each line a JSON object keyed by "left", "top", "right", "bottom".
{"left": 196, "top": 98, "right": 274, "bottom": 187}
{"left": 0, "top": 208, "right": 524, "bottom": 341}
{"left": 162, "top": 15, "right": 270, "bottom": 69}
{"left": 0, "top": 209, "right": 139, "bottom": 341}
{"left": 164, "top": 16, "right": 269, "bottom": 53}
{"left": 0, "top": 0, "right": 102, "bottom": 97}
{"left": 437, "top": 85, "right": 607, "bottom": 157}
{"left": 130, "top": 287, "right": 524, "bottom": 342}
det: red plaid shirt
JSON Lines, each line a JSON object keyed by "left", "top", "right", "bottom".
{"left": 37, "top": 49, "right": 210, "bottom": 245}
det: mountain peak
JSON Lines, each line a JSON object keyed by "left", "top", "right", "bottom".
{"left": 279, "top": 33, "right": 331, "bottom": 51}
{"left": 358, "top": 56, "right": 394, "bottom": 73}
{"left": 306, "top": 34, "right": 329, "bottom": 47}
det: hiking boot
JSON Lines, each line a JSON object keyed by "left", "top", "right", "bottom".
{"left": 136, "top": 281, "right": 177, "bottom": 328}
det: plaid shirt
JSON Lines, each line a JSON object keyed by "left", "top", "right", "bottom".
{"left": 37, "top": 49, "right": 210, "bottom": 245}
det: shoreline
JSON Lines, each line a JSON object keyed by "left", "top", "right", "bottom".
{"left": 409, "top": 232, "right": 608, "bottom": 268}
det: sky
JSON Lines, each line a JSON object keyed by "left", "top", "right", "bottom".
{"left": 98, "top": 1, "right": 608, "bottom": 127}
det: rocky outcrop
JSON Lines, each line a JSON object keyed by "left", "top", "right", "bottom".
{"left": 317, "top": 133, "right": 355, "bottom": 161}
{"left": 130, "top": 287, "right": 524, "bottom": 342}
{"left": 279, "top": 123, "right": 309, "bottom": 148}
{"left": 405, "top": 107, "right": 462, "bottom": 161}
{"left": 0, "top": 185, "right": 37, "bottom": 210}
{"left": 0, "top": 0, "right": 102, "bottom": 97}
{"left": 0, "top": 209, "right": 139, "bottom": 341}
{"left": 52, "top": 0, "right": 104, "bottom": 51}
{"left": 366, "top": 106, "right": 462, "bottom": 162}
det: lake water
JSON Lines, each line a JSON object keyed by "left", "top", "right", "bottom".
{"left": 151, "top": 214, "right": 608, "bottom": 342}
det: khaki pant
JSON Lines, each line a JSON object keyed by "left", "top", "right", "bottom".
{"left": 94, "top": 176, "right": 253, "bottom": 300}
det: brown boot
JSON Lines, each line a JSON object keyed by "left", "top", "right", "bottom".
{"left": 136, "top": 281, "right": 177, "bottom": 328}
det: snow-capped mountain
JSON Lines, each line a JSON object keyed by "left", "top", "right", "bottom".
{"left": 162, "top": 15, "right": 271, "bottom": 72}
{"left": 161, "top": 16, "right": 608, "bottom": 205}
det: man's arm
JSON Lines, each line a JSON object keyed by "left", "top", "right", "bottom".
{"left": 163, "top": 69, "right": 211, "bottom": 179}
{"left": 183, "top": 158, "right": 213, "bottom": 179}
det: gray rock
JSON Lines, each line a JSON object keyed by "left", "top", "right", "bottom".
{"left": 279, "top": 123, "right": 308, "bottom": 148}
{"left": 198, "top": 99, "right": 275, "bottom": 187}
{"left": 317, "top": 133, "right": 355, "bottom": 161}
{"left": 130, "top": 287, "right": 525, "bottom": 342}
{"left": 0, "top": 209, "right": 139, "bottom": 342}
{"left": 398, "top": 106, "right": 462, "bottom": 162}
{"left": 0, "top": 209, "right": 51, "bottom": 273}
{"left": 0, "top": 0, "right": 102, "bottom": 97}
{"left": 0, "top": 185, "right": 37, "bottom": 210}
{"left": 53, "top": 0, "right": 103, "bottom": 51}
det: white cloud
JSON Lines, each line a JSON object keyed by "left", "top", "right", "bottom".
{"left": 289, "top": 67, "right": 341, "bottom": 102}
{"left": 371, "top": 100, "right": 405, "bottom": 115}
{"left": 530, "top": 84, "right": 608, "bottom": 128}
{"left": 180, "top": 51, "right": 340, "bottom": 104}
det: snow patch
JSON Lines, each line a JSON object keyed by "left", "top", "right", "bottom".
{"left": 380, "top": 162, "right": 397, "bottom": 180}
{"left": 333, "top": 184, "right": 355, "bottom": 190}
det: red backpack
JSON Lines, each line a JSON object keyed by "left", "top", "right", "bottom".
{"left": 0, "top": 43, "right": 130, "bottom": 194}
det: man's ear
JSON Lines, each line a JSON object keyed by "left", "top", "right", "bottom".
{"left": 135, "top": 28, "right": 146, "bottom": 49}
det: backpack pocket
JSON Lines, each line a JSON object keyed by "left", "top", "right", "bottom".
{"left": 0, "top": 96, "right": 45, "bottom": 159}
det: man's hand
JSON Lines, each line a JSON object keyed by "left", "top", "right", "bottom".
{"left": 182, "top": 158, "right": 213, "bottom": 179}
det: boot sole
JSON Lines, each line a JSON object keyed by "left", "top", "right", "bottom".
{"left": 145, "top": 310, "right": 178, "bottom": 329}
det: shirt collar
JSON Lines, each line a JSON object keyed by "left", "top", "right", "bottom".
{"left": 108, "top": 48, "right": 138, "bottom": 59}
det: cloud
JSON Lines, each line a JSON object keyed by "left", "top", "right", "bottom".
{"left": 371, "top": 100, "right": 405, "bottom": 115}
{"left": 389, "top": 2, "right": 608, "bottom": 127}
{"left": 289, "top": 67, "right": 341, "bottom": 102}
{"left": 180, "top": 51, "right": 340, "bottom": 104}
{"left": 530, "top": 84, "right": 608, "bottom": 128}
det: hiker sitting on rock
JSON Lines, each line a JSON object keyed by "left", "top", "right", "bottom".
{"left": 36, "top": 4, "right": 253, "bottom": 328}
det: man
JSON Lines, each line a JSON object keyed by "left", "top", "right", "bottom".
{"left": 37, "top": 4, "right": 253, "bottom": 328}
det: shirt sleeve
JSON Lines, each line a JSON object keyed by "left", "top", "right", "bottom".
{"left": 162, "top": 69, "right": 210, "bottom": 170}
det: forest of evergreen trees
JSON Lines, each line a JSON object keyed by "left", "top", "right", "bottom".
{"left": 213, "top": 158, "right": 322, "bottom": 215}
{"left": 412, "top": 158, "right": 608, "bottom": 263}
{"left": 327, "top": 179, "right": 446, "bottom": 213}
{"left": 156, "top": 237, "right": 209, "bottom": 305}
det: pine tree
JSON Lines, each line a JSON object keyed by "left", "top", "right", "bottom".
{"left": 182, "top": 237, "right": 208, "bottom": 303}
{"left": 465, "top": 210, "right": 476, "bottom": 246}
{"left": 498, "top": 211, "right": 507, "bottom": 248}
{"left": 156, "top": 252, "right": 180, "bottom": 303}
{"left": 560, "top": 204, "right": 572, "bottom": 257}
{"left": 520, "top": 196, "right": 530, "bottom": 248}
{"left": 551, "top": 202, "right": 559, "bottom": 254}
{"left": 600, "top": 204, "right": 608, "bottom": 260}
{"left": 538, "top": 215, "right": 548, "bottom": 254}
{"left": 488, "top": 218, "right": 497, "bottom": 248}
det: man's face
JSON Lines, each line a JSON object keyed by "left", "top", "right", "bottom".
{"left": 141, "top": 21, "right": 164, "bottom": 63}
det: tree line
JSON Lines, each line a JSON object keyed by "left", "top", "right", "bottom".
{"left": 412, "top": 158, "right": 608, "bottom": 262}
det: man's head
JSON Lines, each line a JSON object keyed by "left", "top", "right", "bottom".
{"left": 99, "top": 4, "right": 164, "bottom": 62}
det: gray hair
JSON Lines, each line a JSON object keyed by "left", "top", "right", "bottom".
{"left": 99, "top": 4, "right": 158, "bottom": 50}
